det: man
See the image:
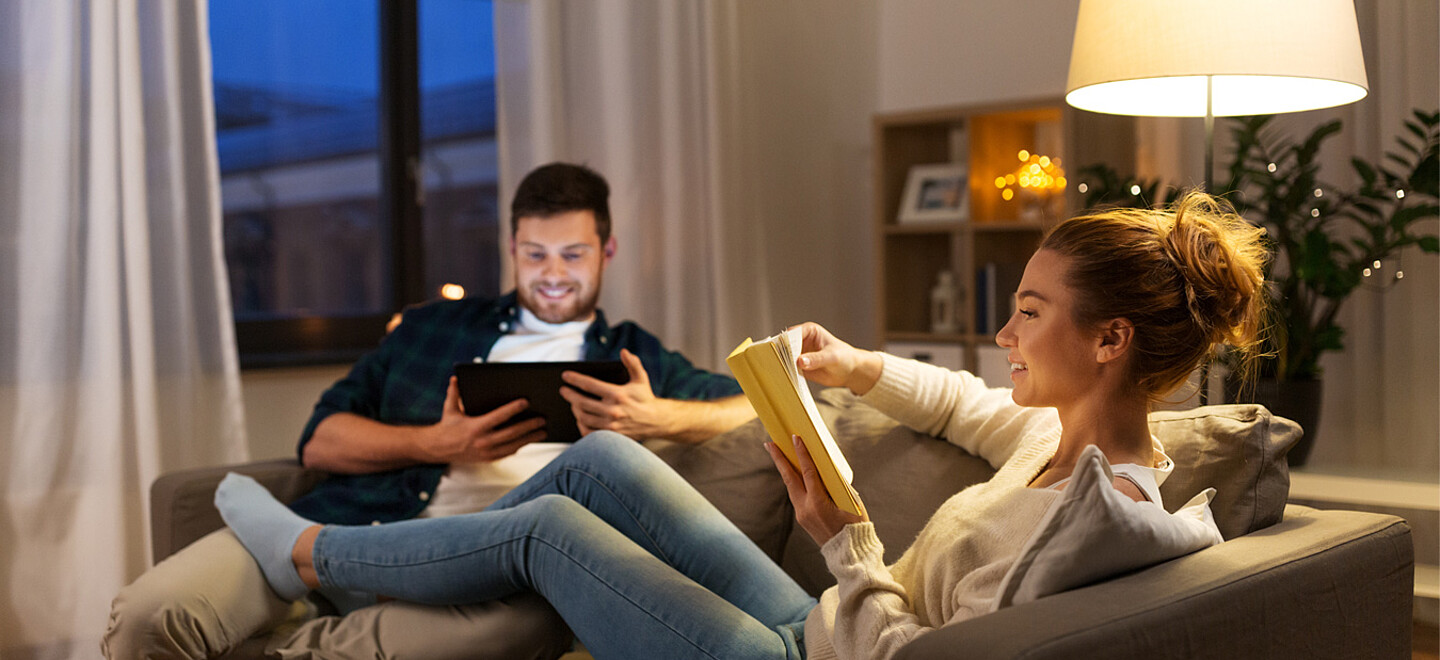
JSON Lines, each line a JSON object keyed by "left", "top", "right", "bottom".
{"left": 104, "top": 163, "right": 755, "bottom": 659}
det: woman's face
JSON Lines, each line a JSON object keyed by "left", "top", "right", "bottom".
{"left": 994, "top": 249, "right": 1103, "bottom": 409}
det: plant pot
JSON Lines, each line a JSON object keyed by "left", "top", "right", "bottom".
{"left": 1225, "top": 377, "right": 1323, "bottom": 466}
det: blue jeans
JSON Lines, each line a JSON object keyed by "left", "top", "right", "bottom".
{"left": 311, "top": 431, "right": 817, "bottom": 659}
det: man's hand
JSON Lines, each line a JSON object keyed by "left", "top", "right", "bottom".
{"left": 767, "top": 434, "right": 866, "bottom": 546}
{"left": 792, "top": 322, "right": 884, "bottom": 395}
{"left": 417, "top": 376, "right": 548, "bottom": 463}
{"left": 560, "top": 349, "right": 677, "bottom": 440}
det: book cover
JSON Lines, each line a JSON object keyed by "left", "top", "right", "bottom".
{"left": 726, "top": 329, "right": 866, "bottom": 517}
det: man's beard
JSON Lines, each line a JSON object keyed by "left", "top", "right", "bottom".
{"left": 518, "top": 279, "right": 601, "bottom": 324}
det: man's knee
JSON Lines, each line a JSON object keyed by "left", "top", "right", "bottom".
{"left": 102, "top": 529, "right": 294, "bottom": 660}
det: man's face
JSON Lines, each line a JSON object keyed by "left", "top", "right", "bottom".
{"left": 511, "top": 210, "right": 614, "bottom": 324}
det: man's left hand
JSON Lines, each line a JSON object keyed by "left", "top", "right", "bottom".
{"left": 561, "top": 348, "right": 676, "bottom": 440}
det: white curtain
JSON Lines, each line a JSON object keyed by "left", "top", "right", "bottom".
{"left": 0, "top": 1, "right": 247, "bottom": 657}
{"left": 493, "top": 0, "right": 774, "bottom": 370}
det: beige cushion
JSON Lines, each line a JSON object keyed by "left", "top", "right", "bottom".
{"left": 1149, "top": 404, "right": 1299, "bottom": 540}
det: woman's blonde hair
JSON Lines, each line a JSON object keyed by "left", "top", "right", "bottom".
{"left": 1040, "top": 191, "right": 1270, "bottom": 400}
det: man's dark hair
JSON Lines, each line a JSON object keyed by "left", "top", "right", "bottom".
{"left": 510, "top": 162, "right": 612, "bottom": 243}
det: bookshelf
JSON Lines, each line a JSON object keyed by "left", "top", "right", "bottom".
{"left": 872, "top": 99, "right": 1134, "bottom": 381}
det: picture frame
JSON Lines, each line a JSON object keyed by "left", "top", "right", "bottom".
{"left": 898, "top": 163, "right": 969, "bottom": 223}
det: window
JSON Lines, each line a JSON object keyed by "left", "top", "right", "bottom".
{"left": 211, "top": 0, "right": 499, "bottom": 367}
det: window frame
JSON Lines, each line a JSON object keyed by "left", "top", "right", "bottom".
{"left": 232, "top": 0, "right": 431, "bottom": 369}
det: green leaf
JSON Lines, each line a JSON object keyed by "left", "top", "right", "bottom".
{"left": 1352, "top": 158, "right": 1378, "bottom": 186}
{"left": 1393, "top": 204, "right": 1440, "bottom": 229}
{"left": 1420, "top": 236, "right": 1440, "bottom": 253}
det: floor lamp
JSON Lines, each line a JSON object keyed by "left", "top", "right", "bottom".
{"left": 1063, "top": 0, "right": 1369, "bottom": 403}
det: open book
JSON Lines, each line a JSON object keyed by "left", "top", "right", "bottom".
{"left": 727, "top": 328, "right": 866, "bottom": 517}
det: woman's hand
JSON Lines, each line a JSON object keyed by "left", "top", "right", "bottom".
{"left": 792, "top": 322, "right": 883, "bottom": 395}
{"left": 767, "top": 434, "right": 866, "bottom": 546}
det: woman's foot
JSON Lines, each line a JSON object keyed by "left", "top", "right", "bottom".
{"left": 214, "top": 473, "right": 319, "bottom": 601}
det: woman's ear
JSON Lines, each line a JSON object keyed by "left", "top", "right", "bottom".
{"left": 1096, "top": 318, "right": 1133, "bottom": 364}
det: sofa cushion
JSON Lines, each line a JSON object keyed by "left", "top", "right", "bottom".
{"left": 992, "top": 445, "right": 1225, "bottom": 609}
{"left": 1149, "top": 404, "right": 1299, "bottom": 540}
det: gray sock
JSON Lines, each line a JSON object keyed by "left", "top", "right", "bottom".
{"left": 214, "top": 472, "right": 314, "bottom": 601}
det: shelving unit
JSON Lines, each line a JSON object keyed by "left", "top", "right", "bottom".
{"left": 872, "top": 99, "right": 1134, "bottom": 378}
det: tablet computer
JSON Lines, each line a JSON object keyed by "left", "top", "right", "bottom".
{"left": 453, "top": 361, "right": 629, "bottom": 443}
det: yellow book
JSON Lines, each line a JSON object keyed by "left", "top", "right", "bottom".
{"left": 727, "top": 329, "right": 866, "bottom": 518}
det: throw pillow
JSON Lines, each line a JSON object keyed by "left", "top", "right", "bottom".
{"left": 1150, "top": 404, "right": 1300, "bottom": 539}
{"left": 992, "top": 444, "right": 1224, "bottom": 610}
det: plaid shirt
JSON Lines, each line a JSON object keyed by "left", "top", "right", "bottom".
{"left": 288, "top": 292, "right": 741, "bottom": 525}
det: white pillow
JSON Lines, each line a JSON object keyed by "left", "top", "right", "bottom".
{"left": 993, "top": 444, "right": 1224, "bottom": 610}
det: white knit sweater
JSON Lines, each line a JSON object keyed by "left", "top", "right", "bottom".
{"left": 803, "top": 353, "right": 1065, "bottom": 660}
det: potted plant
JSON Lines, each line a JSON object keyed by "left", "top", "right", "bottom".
{"left": 1077, "top": 110, "right": 1439, "bottom": 465}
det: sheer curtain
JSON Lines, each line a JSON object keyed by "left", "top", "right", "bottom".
{"left": 0, "top": 2, "right": 247, "bottom": 657}
{"left": 493, "top": 0, "right": 773, "bottom": 370}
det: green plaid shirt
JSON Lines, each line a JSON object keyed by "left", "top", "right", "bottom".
{"left": 289, "top": 292, "right": 741, "bottom": 525}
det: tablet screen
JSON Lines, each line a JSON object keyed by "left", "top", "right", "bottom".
{"left": 453, "top": 361, "right": 629, "bottom": 443}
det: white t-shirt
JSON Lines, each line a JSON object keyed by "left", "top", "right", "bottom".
{"left": 420, "top": 307, "right": 591, "bottom": 518}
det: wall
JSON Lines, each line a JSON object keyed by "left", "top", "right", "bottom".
{"left": 878, "top": 0, "right": 1081, "bottom": 112}
{"left": 241, "top": 365, "right": 347, "bottom": 460}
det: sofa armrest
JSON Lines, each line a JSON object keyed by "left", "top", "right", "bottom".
{"left": 150, "top": 459, "right": 328, "bottom": 565}
{"left": 896, "top": 506, "right": 1413, "bottom": 660}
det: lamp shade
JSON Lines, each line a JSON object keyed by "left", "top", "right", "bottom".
{"left": 1066, "top": 0, "right": 1368, "bottom": 117}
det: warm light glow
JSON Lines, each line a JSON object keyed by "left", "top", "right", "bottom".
{"left": 1065, "top": 0, "right": 1368, "bottom": 118}
{"left": 1129, "top": 184, "right": 1141, "bottom": 196}
{"left": 1397, "top": 189, "right": 1406, "bottom": 199}
{"left": 998, "top": 150, "right": 1067, "bottom": 203}
{"left": 440, "top": 283, "right": 466, "bottom": 300}
{"left": 386, "top": 312, "right": 403, "bottom": 333}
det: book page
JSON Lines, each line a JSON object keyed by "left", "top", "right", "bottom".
{"left": 776, "top": 328, "right": 854, "bottom": 483}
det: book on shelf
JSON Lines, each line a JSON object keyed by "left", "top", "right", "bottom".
{"left": 726, "top": 329, "right": 866, "bottom": 517}
{"left": 976, "top": 262, "right": 1025, "bottom": 334}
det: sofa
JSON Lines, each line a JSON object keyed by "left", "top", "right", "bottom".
{"left": 150, "top": 389, "right": 1416, "bottom": 658}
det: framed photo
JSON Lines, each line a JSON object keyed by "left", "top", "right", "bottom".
{"left": 898, "top": 163, "right": 969, "bottom": 223}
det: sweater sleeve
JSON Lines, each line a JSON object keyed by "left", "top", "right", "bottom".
{"left": 818, "top": 522, "right": 935, "bottom": 660}
{"left": 859, "top": 353, "right": 1059, "bottom": 469}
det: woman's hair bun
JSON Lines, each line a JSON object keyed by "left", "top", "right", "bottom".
{"left": 1041, "top": 190, "right": 1271, "bottom": 400}
{"left": 1160, "top": 193, "right": 1269, "bottom": 351}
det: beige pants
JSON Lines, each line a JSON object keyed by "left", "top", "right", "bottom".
{"left": 102, "top": 529, "right": 573, "bottom": 660}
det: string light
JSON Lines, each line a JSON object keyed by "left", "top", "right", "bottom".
{"left": 999, "top": 150, "right": 1066, "bottom": 204}
{"left": 440, "top": 283, "right": 466, "bottom": 300}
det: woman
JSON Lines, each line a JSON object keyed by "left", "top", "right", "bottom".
{"left": 216, "top": 191, "right": 1268, "bottom": 659}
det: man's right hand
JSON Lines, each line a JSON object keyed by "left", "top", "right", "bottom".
{"left": 302, "top": 378, "right": 548, "bottom": 474}
{"left": 419, "top": 376, "right": 548, "bottom": 464}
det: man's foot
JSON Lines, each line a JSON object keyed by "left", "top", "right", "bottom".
{"left": 214, "top": 473, "right": 316, "bottom": 601}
